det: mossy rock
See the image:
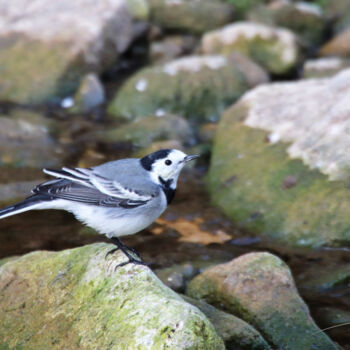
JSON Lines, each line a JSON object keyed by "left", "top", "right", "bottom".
{"left": 208, "top": 69, "right": 350, "bottom": 247}
{"left": 100, "top": 114, "right": 194, "bottom": 149}
{"left": 108, "top": 54, "right": 268, "bottom": 123}
{"left": 247, "top": 2, "right": 325, "bottom": 47}
{"left": 201, "top": 21, "right": 301, "bottom": 74}
{"left": 183, "top": 295, "right": 272, "bottom": 350}
{"left": 148, "top": 0, "right": 235, "bottom": 34}
{"left": 0, "top": 243, "right": 225, "bottom": 349}
{"left": 186, "top": 252, "right": 338, "bottom": 350}
{"left": 0, "top": 34, "right": 85, "bottom": 104}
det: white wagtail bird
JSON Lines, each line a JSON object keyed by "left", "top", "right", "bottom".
{"left": 0, "top": 149, "right": 199, "bottom": 267}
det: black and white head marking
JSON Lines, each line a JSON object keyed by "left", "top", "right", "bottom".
{"left": 140, "top": 149, "right": 198, "bottom": 204}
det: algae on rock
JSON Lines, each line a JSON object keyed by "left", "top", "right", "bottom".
{"left": 108, "top": 54, "right": 268, "bottom": 123}
{"left": 208, "top": 68, "right": 350, "bottom": 247}
{"left": 0, "top": 243, "right": 225, "bottom": 350}
{"left": 187, "top": 252, "right": 338, "bottom": 350}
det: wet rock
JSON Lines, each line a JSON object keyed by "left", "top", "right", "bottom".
{"left": 0, "top": 243, "right": 225, "bottom": 349}
{"left": 148, "top": 0, "right": 235, "bottom": 34}
{"left": 208, "top": 68, "right": 350, "bottom": 247}
{"left": 108, "top": 54, "right": 268, "bottom": 123}
{"left": 299, "top": 262, "right": 350, "bottom": 292}
{"left": 101, "top": 114, "right": 194, "bottom": 149}
{"left": 150, "top": 35, "right": 197, "bottom": 64}
{"left": 155, "top": 263, "right": 199, "bottom": 293}
{"left": 183, "top": 295, "right": 272, "bottom": 350}
{"left": 303, "top": 57, "right": 350, "bottom": 78}
{"left": 0, "top": 109, "right": 62, "bottom": 168}
{"left": 71, "top": 73, "right": 105, "bottom": 112}
{"left": 134, "top": 140, "right": 184, "bottom": 158}
{"left": 0, "top": 0, "right": 148, "bottom": 104}
{"left": 248, "top": 1, "right": 325, "bottom": 47}
{"left": 320, "top": 27, "right": 350, "bottom": 57}
{"left": 186, "top": 252, "right": 337, "bottom": 350}
{"left": 201, "top": 21, "right": 301, "bottom": 74}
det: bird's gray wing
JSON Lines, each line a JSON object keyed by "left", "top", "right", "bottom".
{"left": 39, "top": 167, "right": 155, "bottom": 208}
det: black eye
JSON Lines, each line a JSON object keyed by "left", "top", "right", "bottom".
{"left": 165, "top": 159, "right": 172, "bottom": 166}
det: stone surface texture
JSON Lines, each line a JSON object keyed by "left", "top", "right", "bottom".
{"left": 187, "top": 252, "right": 337, "bottom": 350}
{"left": 0, "top": 243, "right": 225, "bottom": 349}
{"left": 0, "top": 0, "right": 148, "bottom": 103}
{"left": 201, "top": 21, "right": 300, "bottom": 74}
{"left": 108, "top": 54, "right": 268, "bottom": 122}
{"left": 208, "top": 68, "right": 350, "bottom": 247}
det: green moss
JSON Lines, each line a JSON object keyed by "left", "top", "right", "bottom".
{"left": 0, "top": 243, "right": 224, "bottom": 349}
{"left": 0, "top": 34, "right": 85, "bottom": 104}
{"left": 108, "top": 59, "right": 258, "bottom": 123}
{"left": 187, "top": 253, "right": 337, "bottom": 350}
{"left": 208, "top": 103, "right": 350, "bottom": 247}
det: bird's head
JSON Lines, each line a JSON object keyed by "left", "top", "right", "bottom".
{"left": 140, "top": 149, "right": 199, "bottom": 188}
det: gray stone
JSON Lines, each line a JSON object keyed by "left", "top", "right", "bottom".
{"left": 303, "top": 57, "right": 350, "bottom": 78}
{"left": 183, "top": 295, "right": 273, "bottom": 350}
{"left": 100, "top": 114, "right": 194, "bottom": 149}
{"left": 0, "top": 243, "right": 225, "bottom": 349}
{"left": 247, "top": 1, "right": 325, "bottom": 47}
{"left": 108, "top": 54, "right": 268, "bottom": 123}
{"left": 71, "top": 73, "right": 105, "bottom": 112}
{"left": 187, "top": 252, "right": 337, "bottom": 350}
{"left": 207, "top": 68, "right": 350, "bottom": 247}
{"left": 0, "top": 0, "right": 148, "bottom": 104}
{"left": 201, "top": 21, "right": 301, "bottom": 74}
{"left": 148, "top": 0, "right": 235, "bottom": 34}
{"left": 0, "top": 109, "right": 62, "bottom": 168}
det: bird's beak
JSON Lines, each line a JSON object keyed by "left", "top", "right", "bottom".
{"left": 184, "top": 154, "right": 200, "bottom": 162}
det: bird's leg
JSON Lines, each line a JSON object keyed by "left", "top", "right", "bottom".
{"left": 107, "top": 237, "right": 148, "bottom": 269}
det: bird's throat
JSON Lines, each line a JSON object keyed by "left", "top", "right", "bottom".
{"left": 158, "top": 176, "right": 175, "bottom": 204}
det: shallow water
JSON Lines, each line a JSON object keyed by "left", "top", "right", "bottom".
{"left": 0, "top": 168, "right": 349, "bottom": 348}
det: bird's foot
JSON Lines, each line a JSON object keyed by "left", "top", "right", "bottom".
{"left": 105, "top": 247, "right": 119, "bottom": 259}
{"left": 114, "top": 257, "right": 150, "bottom": 270}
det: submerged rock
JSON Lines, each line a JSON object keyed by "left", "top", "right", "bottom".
{"left": 187, "top": 252, "right": 337, "bottom": 350}
{"left": 148, "top": 0, "right": 234, "bottom": 34}
{"left": 108, "top": 54, "right": 268, "bottom": 123}
{"left": 0, "top": 109, "right": 62, "bottom": 168}
{"left": 208, "top": 68, "right": 350, "bottom": 247}
{"left": 201, "top": 21, "right": 301, "bottom": 74}
{"left": 0, "top": 0, "right": 148, "bottom": 104}
{"left": 101, "top": 114, "right": 194, "bottom": 149}
{"left": 0, "top": 243, "right": 225, "bottom": 349}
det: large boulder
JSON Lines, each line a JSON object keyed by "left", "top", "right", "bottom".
{"left": 0, "top": 243, "right": 225, "bottom": 349}
{"left": 187, "top": 252, "right": 337, "bottom": 350}
{"left": 148, "top": 0, "right": 235, "bottom": 34}
{"left": 0, "top": 0, "right": 148, "bottom": 104}
{"left": 207, "top": 68, "right": 350, "bottom": 247}
{"left": 108, "top": 54, "right": 268, "bottom": 123}
{"left": 201, "top": 21, "right": 301, "bottom": 74}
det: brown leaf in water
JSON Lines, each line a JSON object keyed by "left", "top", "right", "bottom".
{"left": 154, "top": 217, "right": 231, "bottom": 245}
